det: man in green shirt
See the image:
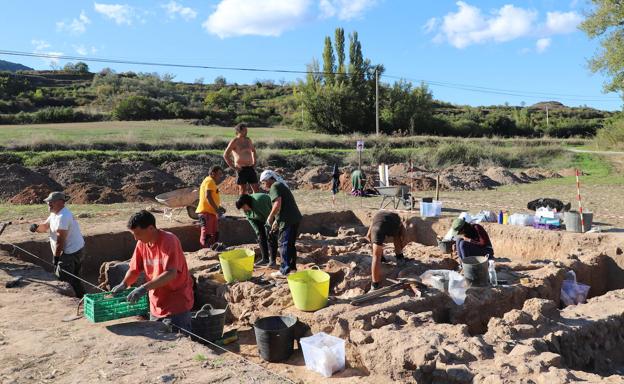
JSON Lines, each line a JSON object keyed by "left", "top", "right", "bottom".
{"left": 351, "top": 169, "right": 366, "bottom": 196}
{"left": 260, "top": 170, "right": 302, "bottom": 277}
{"left": 235, "top": 193, "right": 277, "bottom": 267}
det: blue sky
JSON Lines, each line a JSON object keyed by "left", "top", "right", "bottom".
{"left": 1, "top": 0, "right": 621, "bottom": 110}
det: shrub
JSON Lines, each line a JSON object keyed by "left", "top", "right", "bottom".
{"left": 113, "top": 95, "right": 162, "bottom": 120}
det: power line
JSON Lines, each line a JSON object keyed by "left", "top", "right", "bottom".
{"left": 1, "top": 49, "right": 621, "bottom": 103}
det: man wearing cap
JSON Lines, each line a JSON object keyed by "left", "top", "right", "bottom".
{"left": 260, "top": 170, "right": 302, "bottom": 277}
{"left": 30, "top": 191, "right": 86, "bottom": 298}
{"left": 365, "top": 211, "right": 418, "bottom": 291}
{"left": 235, "top": 193, "right": 278, "bottom": 267}
{"left": 223, "top": 123, "right": 260, "bottom": 195}
{"left": 450, "top": 218, "right": 494, "bottom": 260}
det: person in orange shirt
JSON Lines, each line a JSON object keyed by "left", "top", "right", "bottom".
{"left": 112, "top": 210, "right": 195, "bottom": 332}
{"left": 195, "top": 165, "right": 224, "bottom": 248}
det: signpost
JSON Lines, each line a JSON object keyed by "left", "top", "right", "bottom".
{"left": 356, "top": 140, "right": 364, "bottom": 171}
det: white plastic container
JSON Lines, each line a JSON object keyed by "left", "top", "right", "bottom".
{"left": 420, "top": 201, "right": 442, "bottom": 218}
{"left": 300, "top": 332, "right": 346, "bottom": 377}
{"left": 509, "top": 213, "right": 534, "bottom": 226}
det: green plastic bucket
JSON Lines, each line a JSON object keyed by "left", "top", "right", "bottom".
{"left": 219, "top": 249, "right": 255, "bottom": 283}
{"left": 287, "top": 267, "right": 330, "bottom": 311}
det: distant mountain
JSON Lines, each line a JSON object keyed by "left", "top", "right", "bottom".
{"left": 530, "top": 101, "right": 567, "bottom": 110}
{"left": 0, "top": 60, "right": 33, "bottom": 72}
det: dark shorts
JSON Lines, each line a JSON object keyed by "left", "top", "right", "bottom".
{"left": 332, "top": 178, "right": 340, "bottom": 195}
{"left": 370, "top": 211, "right": 402, "bottom": 245}
{"left": 236, "top": 166, "right": 258, "bottom": 185}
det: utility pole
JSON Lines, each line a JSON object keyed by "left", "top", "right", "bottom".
{"left": 375, "top": 68, "right": 379, "bottom": 136}
{"left": 545, "top": 106, "right": 549, "bottom": 131}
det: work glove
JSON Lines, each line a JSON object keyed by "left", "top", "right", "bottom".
{"left": 53, "top": 256, "right": 61, "bottom": 278}
{"left": 127, "top": 286, "right": 147, "bottom": 304}
{"left": 111, "top": 282, "right": 126, "bottom": 294}
{"left": 29, "top": 224, "right": 39, "bottom": 233}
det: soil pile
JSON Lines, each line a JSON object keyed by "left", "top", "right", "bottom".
{"left": 0, "top": 164, "right": 61, "bottom": 200}
{"left": 8, "top": 184, "right": 54, "bottom": 204}
{"left": 65, "top": 183, "right": 124, "bottom": 204}
{"left": 160, "top": 160, "right": 212, "bottom": 187}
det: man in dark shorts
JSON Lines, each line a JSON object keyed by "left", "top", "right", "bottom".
{"left": 331, "top": 164, "right": 340, "bottom": 208}
{"left": 366, "top": 211, "right": 418, "bottom": 291}
{"left": 223, "top": 123, "right": 260, "bottom": 194}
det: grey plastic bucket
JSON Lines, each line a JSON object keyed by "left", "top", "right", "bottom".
{"left": 191, "top": 304, "right": 226, "bottom": 342}
{"left": 438, "top": 240, "right": 453, "bottom": 254}
{"left": 564, "top": 211, "right": 593, "bottom": 233}
{"left": 462, "top": 256, "right": 489, "bottom": 286}
{"left": 253, "top": 315, "right": 297, "bottom": 362}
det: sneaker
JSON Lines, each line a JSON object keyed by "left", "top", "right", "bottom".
{"left": 255, "top": 259, "right": 269, "bottom": 266}
{"left": 270, "top": 271, "right": 287, "bottom": 278}
{"left": 368, "top": 284, "right": 381, "bottom": 294}
{"left": 267, "top": 260, "right": 277, "bottom": 268}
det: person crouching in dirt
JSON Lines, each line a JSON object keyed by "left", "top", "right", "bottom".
{"left": 351, "top": 169, "right": 366, "bottom": 196}
{"left": 260, "top": 170, "right": 302, "bottom": 277}
{"left": 195, "top": 165, "right": 225, "bottom": 249}
{"left": 365, "top": 211, "right": 417, "bottom": 292}
{"left": 235, "top": 193, "right": 278, "bottom": 267}
{"left": 112, "top": 210, "right": 194, "bottom": 332}
{"left": 450, "top": 218, "right": 494, "bottom": 260}
{"left": 29, "top": 191, "right": 86, "bottom": 298}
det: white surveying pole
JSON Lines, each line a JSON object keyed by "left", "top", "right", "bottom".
{"left": 375, "top": 68, "right": 379, "bottom": 136}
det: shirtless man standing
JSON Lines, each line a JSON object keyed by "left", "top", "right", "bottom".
{"left": 223, "top": 123, "right": 259, "bottom": 194}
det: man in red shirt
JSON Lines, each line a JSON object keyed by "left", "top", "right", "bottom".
{"left": 112, "top": 210, "right": 194, "bottom": 332}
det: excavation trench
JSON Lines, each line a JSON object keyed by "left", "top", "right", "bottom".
{"left": 3, "top": 209, "right": 624, "bottom": 382}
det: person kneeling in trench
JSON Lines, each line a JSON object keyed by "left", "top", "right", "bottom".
{"left": 450, "top": 218, "right": 494, "bottom": 260}
{"left": 112, "top": 210, "right": 195, "bottom": 332}
{"left": 365, "top": 211, "right": 418, "bottom": 292}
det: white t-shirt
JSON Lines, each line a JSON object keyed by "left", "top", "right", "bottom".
{"left": 46, "top": 207, "right": 85, "bottom": 254}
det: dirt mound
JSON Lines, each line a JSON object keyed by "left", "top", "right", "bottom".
{"left": 484, "top": 167, "right": 522, "bottom": 185}
{"left": 218, "top": 176, "right": 242, "bottom": 195}
{"left": 160, "top": 160, "right": 213, "bottom": 187}
{"left": 440, "top": 165, "right": 499, "bottom": 190}
{"left": 65, "top": 183, "right": 124, "bottom": 204}
{"left": 8, "top": 184, "right": 54, "bottom": 204}
{"left": 35, "top": 160, "right": 108, "bottom": 187}
{"left": 0, "top": 164, "right": 61, "bottom": 201}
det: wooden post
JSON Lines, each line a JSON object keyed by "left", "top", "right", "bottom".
{"left": 435, "top": 173, "right": 440, "bottom": 201}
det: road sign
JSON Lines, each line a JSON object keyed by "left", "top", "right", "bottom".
{"left": 356, "top": 140, "right": 364, "bottom": 152}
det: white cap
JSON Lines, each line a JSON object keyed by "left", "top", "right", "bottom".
{"left": 259, "top": 170, "right": 276, "bottom": 182}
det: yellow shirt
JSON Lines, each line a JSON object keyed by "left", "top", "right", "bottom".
{"left": 196, "top": 176, "right": 220, "bottom": 214}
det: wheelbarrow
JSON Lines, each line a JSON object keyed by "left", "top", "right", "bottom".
{"left": 155, "top": 187, "right": 199, "bottom": 221}
{"left": 376, "top": 185, "right": 414, "bottom": 210}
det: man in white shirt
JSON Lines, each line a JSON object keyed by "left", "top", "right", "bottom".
{"left": 30, "top": 191, "right": 86, "bottom": 298}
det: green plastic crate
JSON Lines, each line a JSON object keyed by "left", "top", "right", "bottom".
{"left": 84, "top": 288, "right": 149, "bottom": 323}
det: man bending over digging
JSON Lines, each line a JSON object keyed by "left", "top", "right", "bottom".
{"left": 366, "top": 210, "right": 418, "bottom": 292}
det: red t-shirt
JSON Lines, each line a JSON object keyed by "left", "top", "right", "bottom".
{"left": 129, "top": 230, "right": 194, "bottom": 317}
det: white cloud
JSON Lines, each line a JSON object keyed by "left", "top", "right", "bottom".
{"left": 57, "top": 11, "right": 91, "bottom": 35}
{"left": 435, "top": 2, "right": 537, "bottom": 48}
{"left": 545, "top": 11, "right": 582, "bottom": 34}
{"left": 429, "top": 2, "right": 584, "bottom": 50}
{"left": 94, "top": 3, "right": 135, "bottom": 25}
{"left": 536, "top": 37, "right": 551, "bottom": 53}
{"left": 31, "top": 39, "right": 51, "bottom": 51}
{"left": 423, "top": 17, "right": 438, "bottom": 33}
{"left": 203, "top": 0, "right": 312, "bottom": 38}
{"left": 319, "top": 0, "right": 377, "bottom": 20}
{"left": 163, "top": 1, "right": 197, "bottom": 21}
{"left": 31, "top": 40, "right": 63, "bottom": 67}
{"left": 73, "top": 44, "right": 97, "bottom": 56}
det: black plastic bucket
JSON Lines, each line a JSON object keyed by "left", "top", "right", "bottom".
{"left": 253, "top": 315, "right": 297, "bottom": 362}
{"left": 191, "top": 304, "right": 226, "bottom": 342}
{"left": 438, "top": 240, "right": 453, "bottom": 254}
{"left": 462, "top": 256, "right": 489, "bottom": 286}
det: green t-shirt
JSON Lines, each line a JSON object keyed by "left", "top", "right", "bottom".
{"left": 244, "top": 193, "right": 272, "bottom": 235}
{"left": 351, "top": 170, "right": 365, "bottom": 190}
{"left": 269, "top": 182, "right": 302, "bottom": 229}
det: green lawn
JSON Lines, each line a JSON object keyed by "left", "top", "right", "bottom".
{"left": 0, "top": 120, "right": 330, "bottom": 145}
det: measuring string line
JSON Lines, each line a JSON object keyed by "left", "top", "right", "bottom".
{"left": 2, "top": 241, "right": 296, "bottom": 383}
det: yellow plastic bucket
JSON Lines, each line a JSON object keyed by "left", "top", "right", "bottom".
{"left": 219, "top": 249, "right": 255, "bottom": 283}
{"left": 287, "top": 268, "right": 330, "bottom": 311}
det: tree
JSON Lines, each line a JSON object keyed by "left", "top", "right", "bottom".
{"left": 348, "top": 32, "right": 366, "bottom": 91}
{"left": 214, "top": 76, "right": 227, "bottom": 87}
{"left": 580, "top": 1, "right": 624, "bottom": 93}
{"left": 335, "top": 28, "right": 346, "bottom": 83}
{"left": 322, "top": 36, "right": 335, "bottom": 85}
{"left": 74, "top": 62, "right": 89, "bottom": 73}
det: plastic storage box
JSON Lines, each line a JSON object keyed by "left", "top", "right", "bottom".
{"left": 420, "top": 200, "right": 442, "bottom": 218}
{"left": 300, "top": 332, "right": 346, "bottom": 377}
{"left": 84, "top": 289, "right": 149, "bottom": 323}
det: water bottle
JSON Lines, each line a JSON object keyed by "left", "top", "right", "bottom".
{"left": 488, "top": 259, "right": 498, "bottom": 286}
{"left": 498, "top": 210, "right": 503, "bottom": 224}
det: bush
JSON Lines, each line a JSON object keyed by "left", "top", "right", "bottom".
{"left": 595, "top": 119, "right": 624, "bottom": 149}
{"left": 113, "top": 95, "right": 162, "bottom": 120}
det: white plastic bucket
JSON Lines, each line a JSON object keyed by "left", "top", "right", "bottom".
{"left": 420, "top": 201, "right": 442, "bottom": 218}
{"left": 300, "top": 332, "right": 346, "bottom": 377}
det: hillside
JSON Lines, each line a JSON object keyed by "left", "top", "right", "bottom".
{"left": 0, "top": 69, "right": 616, "bottom": 138}
{"left": 0, "top": 59, "right": 33, "bottom": 72}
